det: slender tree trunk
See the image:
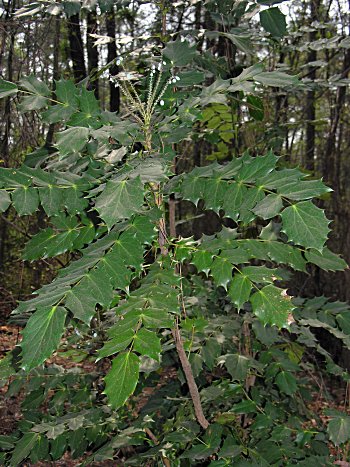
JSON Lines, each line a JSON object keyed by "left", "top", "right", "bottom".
{"left": 274, "top": 52, "right": 289, "bottom": 157}
{"left": 45, "top": 16, "right": 60, "bottom": 147}
{"left": 0, "top": 0, "right": 16, "bottom": 163}
{"left": 106, "top": 9, "right": 120, "bottom": 112}
{"left": 0, "top": 0, "right": 16, "bottom": 272}
{"left": 323, "top": 48, "right": 350, "bottom": 186}
{"left": 305, "top": 0, "right": 320, "bottom": 172}
{"left": 67, "top": 13, "right": 86, "bottom": 83}
{"left": 194, "top": 3, "right": 204, "bottom": 51}
{"left": 87, "top": 11, "right": 99, "bottom": 98}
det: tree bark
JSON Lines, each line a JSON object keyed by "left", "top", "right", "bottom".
{"left": 323, "top": 48, "right": 350, "bottom": 186}
{"left": 45, "top": 16, "right": 60, "bottom": 147}
{"left": 67, "top": 13, "right": 86, "bottom": 83}
{"left": 0, "top": 0, "right": 16, "bottom": 272}
{"left": 172, "top": 323, "right": 209, "bottom": 430}
{"left": 87, "top": 11, "right": 99, "bottom": 98}
{"left": 106, "top": 9, "right": 120, "bottom": 112}
{"left": 305, "top": 0, "right": 320, "bottom": 172}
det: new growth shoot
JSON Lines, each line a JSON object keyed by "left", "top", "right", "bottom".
{"left": 110, "top": 57, "right": 180, "bottom": 151}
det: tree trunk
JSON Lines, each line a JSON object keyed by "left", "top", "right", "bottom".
{"left": 305, "top": 0, "right": 320, "bottom": 172}
{"left": 67, "top": 13, "right": 86, "bottom": 83}
{"left": 323, "top": 49, "right": 350, "bottom": 186}
{"left": 87, "top": 11, "right": 99, "bottom": 98}
{"left": 45, "top": 16, "right": 60, "bottom": 147}
{"left": 106, "top": 9, "right": 120, "bottom": 112}
{"left": 0, "top": 0, "right": 16, "bottom": 272}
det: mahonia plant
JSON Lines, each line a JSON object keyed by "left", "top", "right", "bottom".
{"left": 0, "top": 46, "right": 347, "bottom": 464}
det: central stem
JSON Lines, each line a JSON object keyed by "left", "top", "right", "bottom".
{"left": 141, "top": 83, "right": 209, "bottom": 432}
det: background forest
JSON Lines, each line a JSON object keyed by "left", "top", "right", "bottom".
{"left": 1, "top": 0, "right": 350, "bottom": 465}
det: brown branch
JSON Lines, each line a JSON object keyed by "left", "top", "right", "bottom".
{"left": 168, "top": 197, "right": 176, "bottom": 238}
{"left": 172, "top": 321, "right": 210, "bottom": 430}
{"left": 145, "top": 428, "right": 171, "bottom": 467}
{"left": 148, "top": 1, "right": 208, "bottom": 423}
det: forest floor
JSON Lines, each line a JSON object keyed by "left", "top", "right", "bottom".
{"left": 0, "top": 294, "right": 349, "bottom": 466}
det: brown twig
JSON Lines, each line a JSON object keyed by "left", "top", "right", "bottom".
{"left": 172, "top": 321, "right": 210, "bottom": 430}
{"left": 145, "top": 428, "right": 171, "bottom": 467}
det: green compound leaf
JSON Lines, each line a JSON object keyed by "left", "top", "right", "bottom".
{"left": 12, "top": 187, "right": 39, "bottom": 215}
{"left": 281, "top": 201, "right": 331, "bottom": 251}
{"left": 191, "top": 250, "right": 213, "bottom": 275}
{"left": 238, "top": 152, "right": 278, "bottom": 182}
{"left": 225, "top": 354, "right": 249, "bottom": 380}
{"left": 250, "top": 284, "right": 295, "bottom": 328}
{"left": 277, "top": 179, "right": 332, "bottom": 200}
{"left": 23, "top": 228, "right": 56, "bottom": 260}
{"left": 275, "top": 371, "right": 297, "bottom": 395}
{"left": 20, "top": 306, "right": 67, "bottom": 371}
{"left": 180, "top": 424, "right": 223, "bottom": 460}
{"left": 0, "top": 78, "right": 18, "bottom": 99}
{"left": 97, "top": 249, "right": 132, "bottom": 289}
{"left": 65, "top": 287, "right": 98, "bottom": 325}
{"left": 112, "top": 230, "right": 146, "bottom": 270}
{"left": 73, "top": 223, "right": 96, "bottom": 249}
{"left": 56, "top": 127, "right": 89, "bottom": 155}
{"left": 201, "top": 338, "right": 221, "bottom": 370}
{"left": 223, "top": 182, "right": 247, "bottom": 221}
{"left": 67, "top": 269, "right": 113, "bottom": 318}
{"left": 255, "top": 71, "right": 299, "bottom": 88}
{"left": 63, "top": 187, "right": 88, "bottom": 215}
{"left": 247, "top": 95, "right": 264, "bottom": 121}
{"left": 174, "top": 238, "right": 195, "bottom": 262}
{"left": 217, "top": 158, "right": 242, "bottom": 179}
{"left": 24, "top": 222, "right": 83, "bottom": 260}
{"left": 228, "top": 274, "right": 251, "bottom": 310}
{"left": 55, "top": 79, "right": 78, "bottom": 104}
{"left": 0, "top": 190, "right": 11, "bottom": 212}
{"left": 97, "top": 250, "right": 132, "bottom": 290}
{"left": 180, "top": 172, "right": 204, "bottom": 206}
{"left": 19, "top": 94, "right": 48, "bottom": 111}
{"left": 163, "top": 38, "right": 197, "bottom": 66}
{"left": 45, "top": 230, "right": 80, "bottom": 257}
{"left": 77, "top": 87, "right": 100, "bottom": 116}
{"left": 42, "top": 79, "right": 78, "bottom": 124}
{"left": 202, "top": 175, "right": 226, "bottom": 212}
{"left": 138, "top": 309, "right": 174, "bottom": 329}
{"left": 221, "top": 247, "right": 250, "bottom": 264}
{"left": 0, "top": 167, "right": 31, "bottom": 187}
{"left": 104, "top": 351, "right": 140, "bottom": 409}
{"left": 10, "top": 432, "right": 39, "bottom": 467}
{"left": 133, "top": 328, "right": 161, "bottom": 361}
{"left": 239, "top": 186, "right": 264, "bottom": 224}
{"left": 200, "top": 77, "right": 229, "bottom": 105}
{"left": 95, "top": 177, "right": 144, "bottom": 229}
{"left": 16, "top": 285, "right": 70, "bottom": 315}
{"left": 97, "top": 329, "right": 134, "bottom": 361}
{"left": 221, "top": 32, "right": 252, "bottom": 55}
{"left": 19, "top": 75, "right": 50, "bottom": 96}
{"left": 176, "top": 71, "right": 205, "bottom": 87}
{"left": 257, "top": 167, "right": 304, "bottom": 189}
{"left": 242, "top": 266, "right": 282, "bottom": 283}
{"left": 210, "top": 256, "right": 233, "bottom": 289}
{"left": 253, "top": 193, "right": 283, "bottom": 220}
{"left": 127, "top": 215, "right": 157, "bottom": 244}
{"left": 305, "top": 248, "right": 347, "bottom": 271}
{"left": 327, "top": 415, "right": 350, "bottom": 446}
{"left": 39, "top": 186, "right": 64, "bottom": 216}
{"left": 260, "top": 7, "right": 287, "bottom": 38}
{"left": 42, "top": 104, "right": 76, "bottom": 124}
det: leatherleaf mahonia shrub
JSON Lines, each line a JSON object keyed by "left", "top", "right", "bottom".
{"left": 0, "top": 54, "right": 349, "bottom": 466}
